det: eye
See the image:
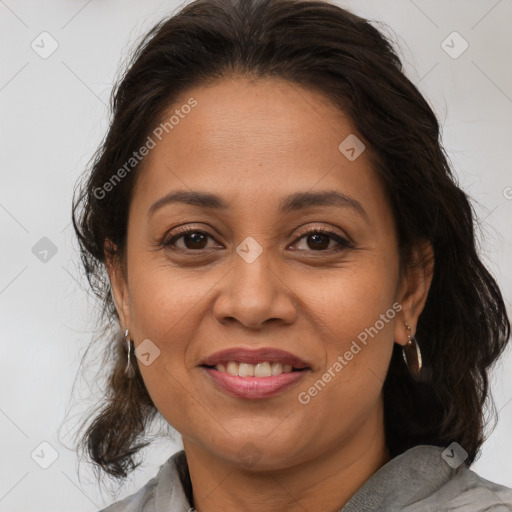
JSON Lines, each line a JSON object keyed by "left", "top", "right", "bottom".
{"left": 161, "top": 228, "right": 218, "bottom": 251}
{"left": 291, "top": 227, "right": 353, "bottom": 252}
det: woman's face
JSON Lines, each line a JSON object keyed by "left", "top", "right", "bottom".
{"left": 110, "top": 76, "right": 429, "bottom": 470}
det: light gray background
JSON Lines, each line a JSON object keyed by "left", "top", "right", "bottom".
{"left": 1, "top": 0, "right": 511, "bottom": 510}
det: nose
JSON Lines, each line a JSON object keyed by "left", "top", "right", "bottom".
{"left": 212, "top": 248, "right": 297, "bottom": 330}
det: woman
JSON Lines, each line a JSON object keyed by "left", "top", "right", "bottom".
{"left": 71, "top": 0, "right": 512, "bottom": 510}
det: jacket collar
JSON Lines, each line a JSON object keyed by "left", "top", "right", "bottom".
{"left": 341, "top": 445, "right": 454, "bottom": 511}
{"left": 153, "top": 445, "right": 455, "bottom": 511}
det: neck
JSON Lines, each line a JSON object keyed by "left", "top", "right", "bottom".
{"left": 182, "top": 399, "right": 390, "bottom": 512}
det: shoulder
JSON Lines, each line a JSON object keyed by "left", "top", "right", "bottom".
{"left": 97, "top": 451, "right": 188, "bottom": 512}
{"left": 98, "top": 475, "right": 158, "bottom": 512}
{"left": 347, "top": 444, "right": 512, "bottom": 512}
{"left": 422, "top": 466, "right": 512, "bottom": 511}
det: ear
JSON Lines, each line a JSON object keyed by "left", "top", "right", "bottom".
{"left": 394, "top": 239, "right": 434, "bottom": 345}
{"left": 104, "top": 240, "right": 131, "bottom": 329}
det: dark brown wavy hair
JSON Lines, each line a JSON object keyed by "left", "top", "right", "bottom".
{"left": 71, "top": 0, "right": 510, "bottom": 481}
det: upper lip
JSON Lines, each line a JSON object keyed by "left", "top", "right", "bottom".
{"left": 200, "top": 347, "right": 310, "bottom": 369}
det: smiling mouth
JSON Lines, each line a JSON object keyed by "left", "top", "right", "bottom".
{"left": 201, "top": 360, "right": 307, "bottom": 377}
{"left": 201, "top": 363, "right": 309, "bottom": 399}
{"left": 199, "top": 347, "right": 311, "bottom": 398}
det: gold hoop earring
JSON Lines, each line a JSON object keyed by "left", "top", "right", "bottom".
{"left": 124, "top": 329, "right": 136, "bottom": 379}
{"left": 403, "top": 323, "right": 422, "bottom": 378}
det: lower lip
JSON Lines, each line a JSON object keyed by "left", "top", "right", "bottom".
{"left": 202, "top": 367, "right": 308, "bottom": 399}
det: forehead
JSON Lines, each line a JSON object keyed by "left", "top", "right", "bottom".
{"left": 133, "top": 76, "right": 387, "bottom": 217}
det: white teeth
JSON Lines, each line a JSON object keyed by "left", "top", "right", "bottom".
{"left": 238, "top": 363, "right": 254, "bottom": 377}
{"left": 214, "top": 361, "right": 297, "bottom": 377}
{"left": 254, "top": 362, "right": 271, "bottom": 377}
{"left": 271, "top": 362, "right": 283, "bottom": 375}
{"left": 226, "top": 361, "right": 239, "bottom": 376}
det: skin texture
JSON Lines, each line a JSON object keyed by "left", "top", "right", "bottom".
{"left": 107, "top": 76, "right": 434, "bottom": 512}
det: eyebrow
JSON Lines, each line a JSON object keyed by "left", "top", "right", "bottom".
{"left": 148, "top": 189, "right": 368, "bottom": 220}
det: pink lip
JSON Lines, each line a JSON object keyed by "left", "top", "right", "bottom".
{"left": 200, "top": 347, "right": 310, "bottom": 369}
{"left": 203, "top": 367, "right": 308, "bottom": 399}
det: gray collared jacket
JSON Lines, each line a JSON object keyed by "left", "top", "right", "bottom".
{"left": 99, "top": 445, "right": 512, "bottom": 511}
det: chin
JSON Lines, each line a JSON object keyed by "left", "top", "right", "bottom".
{"left": 207, "top": 435, "right": 308, "bottom": 471}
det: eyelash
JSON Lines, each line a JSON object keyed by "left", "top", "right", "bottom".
{"left": 160, "top": 225, "right": 353, "bottom": 253}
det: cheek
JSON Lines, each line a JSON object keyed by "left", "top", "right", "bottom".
{"left": 293, "top": 251, "right": 399, "bottom": 342}
{"left": 295, "top": 254, "right": 399, "bottom": 408}
{"left": 127, "top": 253, "right": 211, "bottom": 340}
{"left": 124, "top": 263, "right": 210, "bottom": 413}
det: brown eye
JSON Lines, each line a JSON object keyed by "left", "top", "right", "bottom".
{"left": 162, "top": 230, "right": 213, "bottom": 250}
{"left": 293, "top": 228, "right": 352, "bottom": 252}
{"left": 305, "top": 232, "right": 331, "bottom": 250}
